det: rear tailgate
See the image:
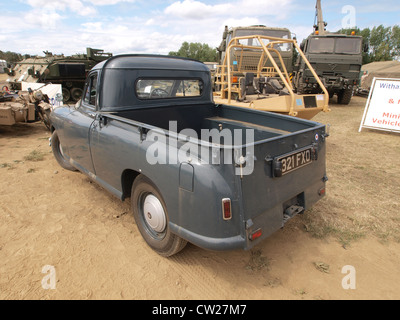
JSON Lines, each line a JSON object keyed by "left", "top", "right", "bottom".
{"left": 240, "top": 120, "right": 328, "bottom": 249}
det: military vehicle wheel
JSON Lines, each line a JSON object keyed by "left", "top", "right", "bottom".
{"left": 337, "top": 88, "right": 353, "bottom": 105}
{"left": 51, "top": 131, "right": 77, "bottom": 171}
{"left": 131, "top": 175, "right": 187, "bottom": 257}
{"left": 62, "top": 88, "right": 71, "bottom": 102}
{"left": 70, "top": 88, "right": 83, "bottom": 102}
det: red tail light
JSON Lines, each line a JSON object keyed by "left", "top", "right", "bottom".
{"left": 222, "top": 198, "right": 232, "bottom": 220}
{"left": 249, "top": 229, "right": 262, "bottom": 241}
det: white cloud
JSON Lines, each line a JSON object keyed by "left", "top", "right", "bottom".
{"left": 164, "top": 0, "right": 231, "bottom": 19}
{"left": 85, "top": 0, "right": 135, "bottom": 5}
{"left": 164, "top": 0, "right": 293, "bottom": 20}
{"left": 3, "top": 0, "right": 301, "bottom": 58}
{"left": 24, "top": 9, "right": 64, "bottom": 30}
{"left": 25, "top": 0, "right": 96, "bottom": 16}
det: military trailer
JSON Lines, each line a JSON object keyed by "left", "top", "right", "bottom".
{"left": 6, "top": 48, "right": 112, "bottom": 102}
{"left": 213, "top": 34, "right": 330, "bottom": 120}
{"left": 293, "top": 0, "right": 364, "bottom": 104}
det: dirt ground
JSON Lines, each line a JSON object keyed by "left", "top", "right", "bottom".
{"left": 1, "top": 90, "right": 400, "bottom": 300}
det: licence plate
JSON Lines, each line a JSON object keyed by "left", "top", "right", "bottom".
{"left": 277, "top": 147, "right": 313, "bottom": 175}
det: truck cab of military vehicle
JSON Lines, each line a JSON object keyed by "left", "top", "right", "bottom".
{"left": 217, "top": 25, "right": 294, "bottom": 74}
{"left": 293, "top": 0, "right": 364, "bottom": 104}
{"left": 295, "top": 33, "right": 363, "bottom": 104}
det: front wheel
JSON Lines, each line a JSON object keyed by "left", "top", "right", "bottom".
{"left": 337, "top": 88, "right": 353, "bottom": 105}
{"left": 51, "top": 130, "right": 77, "bottom": 171}
{"left": 131, "top": 175, "right": 187, "bottom": 257}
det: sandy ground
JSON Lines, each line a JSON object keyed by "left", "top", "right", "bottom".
{"left": 1, "top": 93, "right": 400, "bottom": 300}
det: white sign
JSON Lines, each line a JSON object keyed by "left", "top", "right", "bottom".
{"left": 359, "top": 78, "right": 400, "bottom": 133}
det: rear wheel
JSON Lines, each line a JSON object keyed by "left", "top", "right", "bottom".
{"left": 131, "top": 175, "right": 187, "bottom": 257}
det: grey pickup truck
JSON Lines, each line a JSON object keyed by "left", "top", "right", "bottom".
{"left": 50, "top": 55, "right": 328, "bottom": 257}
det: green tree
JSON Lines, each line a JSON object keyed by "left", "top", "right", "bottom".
{"left": 0, "top": 50, "right": 32, "bottom": 65}
{"left": 169, "top": 42, "right": 218, "bottom": 62}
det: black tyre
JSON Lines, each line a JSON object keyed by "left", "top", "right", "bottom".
{"left": 70, "top": 88, "right": 83, "bottom": 102}
{"left": 51, "top": 130, "right": 77, "bottom": 171}
{"left": 131, "top": 175, "right": 187, "bottom": 257}
{"left": 62, "top": 88, "right": 71, "bottom": 102}
{"left": 337, "top": 88, "right": 353, "bottom": 105}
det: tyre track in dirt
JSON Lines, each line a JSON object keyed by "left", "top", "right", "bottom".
{"left": 167, "top": 247, "right": 228, "bottom": 300}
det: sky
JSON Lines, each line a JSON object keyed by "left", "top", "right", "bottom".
{"left": 1, "top": 0, "right": 400, "bottom": 57}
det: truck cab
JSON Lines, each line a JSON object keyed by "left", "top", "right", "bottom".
{"left": 295, "top": 33, "right": 363, "bottom": 104}
{"left": 217, "top": 25, "right": 294, "bottom": 74}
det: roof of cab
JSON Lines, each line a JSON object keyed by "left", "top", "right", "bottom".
{"left": 92, "top": 54, "right": 209, "bottom": 72}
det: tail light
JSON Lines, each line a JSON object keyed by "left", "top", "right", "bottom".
{"left": 222, "top": 198, "right": 232, "bottom": 220}
{"left": 249, "top": 229, "right": 262, "bottom": 241}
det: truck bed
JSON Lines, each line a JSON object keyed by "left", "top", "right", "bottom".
{"left": 110, "top": 103, "right": 317, "bottom": 145}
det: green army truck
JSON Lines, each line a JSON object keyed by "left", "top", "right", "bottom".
{"left": 293, "top": 0, "right": 364, "bottom": 104}
{"left": 217, "top": 25, "right": 294, "bottom": 75}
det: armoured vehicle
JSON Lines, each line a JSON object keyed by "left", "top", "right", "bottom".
{"left": 293, "top": 0, "right": 364, "bottom": 104}
{"left": 6, "top": 48, "right": 112, "bottom": 102}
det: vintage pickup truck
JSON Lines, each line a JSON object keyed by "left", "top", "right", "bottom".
{"left": 50, "top": 54, "right": 328, "bottom": 257}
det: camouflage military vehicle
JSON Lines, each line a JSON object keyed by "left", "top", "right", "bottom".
{"left": 6, "top": 48, "right": 112, "bottom": 102}
{"left": 293, "top": 0, "right": 364, "bottom": 104}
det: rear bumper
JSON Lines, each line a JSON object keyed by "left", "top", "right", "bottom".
{"left": 170, "top": 178, "right": 326, "bottom": 252}
{"left": 169, "top": 222, "right": 246, "bottom": 251}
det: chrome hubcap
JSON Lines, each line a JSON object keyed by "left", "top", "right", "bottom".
{"left": 143, "top": 194, "right": 166, "bottom": 233}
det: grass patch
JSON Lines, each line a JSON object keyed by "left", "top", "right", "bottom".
{"left": 24, "top": 150, "right": 46, "bottom": 162}
{"left": 299, "top": 209, "right": 366, "bottom": 248}
{"left": 245, "top": 249, "right": 270, "bottom": 271}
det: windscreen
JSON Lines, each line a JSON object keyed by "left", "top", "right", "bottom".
{"left": 309, "top": 37, "right": 362, "bottom": 54}
{"left": 235, "top": 29, "right": 291, "bottom": 52}
{"left": 309, "top": 38, "right": 335, "bottom": 53}
{"left": 335, "top": 38, "right": 362, "bottom": 54}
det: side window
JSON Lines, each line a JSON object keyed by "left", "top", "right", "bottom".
{"left": 83, "top": 73, "right": 98, "bottom": 107}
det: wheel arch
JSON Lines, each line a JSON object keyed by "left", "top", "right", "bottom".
{"left": 121, "top": 169, "right": 141, "bottom": 200}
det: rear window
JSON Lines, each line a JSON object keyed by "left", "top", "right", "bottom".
{"left": 136, "top": 79, "right": 203, "bottom": 100}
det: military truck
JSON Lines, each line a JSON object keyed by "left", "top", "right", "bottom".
{"left": 217, "top": 25, "right": 294, "bottom": 75}
{"left": 6, "top": 48, "right": 112, "bottom": 102}
{"left": 293, "top": 0, "right": 364, "bottom": 104}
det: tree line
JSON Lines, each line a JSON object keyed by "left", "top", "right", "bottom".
{"left": 169, "top": 24, "right": 400, "bottom": 65}
{"left": 0, "top": 50, "right": 32, "bottom": 64}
